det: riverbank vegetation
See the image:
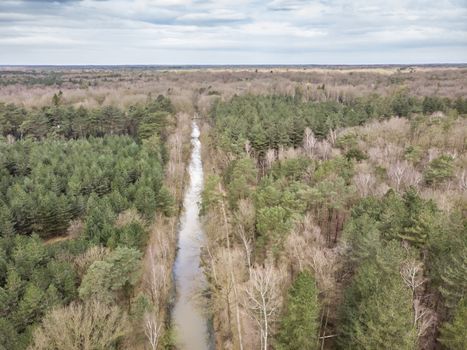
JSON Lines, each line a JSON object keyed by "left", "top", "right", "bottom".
{"left": 0, "top": 95, "right": 190, "bottom": 349}
{"left": 201, "top": 87, "right": 466, "bottom": 349}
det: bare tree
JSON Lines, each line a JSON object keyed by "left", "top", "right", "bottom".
{"left": 245, "top": 140, "right": 252, "bottom": 158}
{"left": 315, "top": 140, "right": 332, "bottom": 160}
{"left": 388, "top": 160, "right": 421, "bottom": 191}
{"left": 243, "top": 265, "right": 284, "bottom": 350}
{"left": 353, "top": 172, "right": 376, "bottom": 197}
{"left": 144, "top": 312, "right": 162, "bottom": 350}
{"left": 235, "top": 199, "right": 256, "bottom": 270}
{"left": 400, "top": 259, "right": 425, "bottom": 296}
{"left": 29, "top": 300, "right": 129, "bottom": 350}
{"left": 223, "top": 216, "right": 244, "bottom": 349}
{"left": 328, "top": 129, "right": 338, "bottom": 146}
{"left": 456, "top": 170, "right": 467, "bottom": 191}
{"left": 265, "top": 148, "right": 276, "bottom": 169}
{"left": 413, "top": 299, "right": 437, "bottom": 338}
{"left": 388, "top": 161, "right": 407, "bottom": 191}
{"left": 303, "top": 127, "right": 317, "bottom": 157}
{"left": 400, "top": 259, "right": 436, "bottom": 339}
{"left": 73, "top": 245, "right": 109, "bottom": 278}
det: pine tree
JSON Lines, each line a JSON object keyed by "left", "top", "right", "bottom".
{"left": 277, "top": 271, "right": 320, "bottom": 350}
{"left": 339, "top": 243, "right": 416, "bottom": 350}
{"left": 439, "top": 299, "right": 467, "bottom": 350}
{"left": 79, "top": 247, "right": 141, "bottom": 304}
{"left": 439, "top": 245, "right": 467, "bottom": 309}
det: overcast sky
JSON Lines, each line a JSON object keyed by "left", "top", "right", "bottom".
{"left": 0, "top": 0, "right": 466, "bottom": 65}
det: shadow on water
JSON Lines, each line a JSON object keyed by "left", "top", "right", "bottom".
{"left": 172, "top": 122, "right": 215, "bottom": 350}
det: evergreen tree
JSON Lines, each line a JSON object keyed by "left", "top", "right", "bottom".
{"left": 277, "top": 271, "right": 320, "bottom": 350}
{"left": 339, "top": 242, "right": 416, "bottom": 350}
{"left": 439, "top": 299, "right": 467, "bottom": 350}
{"left": 439, "top": 244, "right": 467, "bottom": 309}
{"left": 79, "top": 247, "right": 141, "bottom": 303}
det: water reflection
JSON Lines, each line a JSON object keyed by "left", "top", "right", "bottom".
{"left": 172, "top": 122, "right": 211, "bottom": 350}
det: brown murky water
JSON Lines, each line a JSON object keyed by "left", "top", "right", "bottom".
{"left": 172, "top": 122, "right": 212, "bottom": 350}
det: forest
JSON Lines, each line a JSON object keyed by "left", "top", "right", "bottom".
{"left": 200, "top": 88, "right": 466, "bottom": 350}
{"left": 0, "top": 94, "right": 181, "bottom": 349}
{"left": 0, "top": 66, "right": 466, "bottom": 350}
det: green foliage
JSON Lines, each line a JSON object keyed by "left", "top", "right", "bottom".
{"left": 0, "top": 96, "right": 173, "bottom": 140}
{"left": 270, "top": 157, "right": 311, "bottom": 181}
{"left": 312, "top": 157, "right": 354, "bottom": 184}
{"left": 404, "top": 145, "right": 423, "bottom": 164}
{"left": 343, "top": 214, "right": 382, "bottom": 264}
{"left": 345, "top": 147, "right": 367, "bottom": 161}
{"left": 422, "top": 96, "right": 446, "bottom": 114}
{"left": 225, "top": 157, "right": 258, "bottom": 208}
{"left": 212, "top": 94, "right": 405, "bottom": 155}
{"left": 256, "top": 205, "right": 292, "bottom": 251}
{"left": 426, "top": 208, "right": 466, "bottom": 312}
{"left": 108, "top": 221, "right": 148, "bottom": 251}
{"left": 0, "top": 235, "right": 77, "bottom": 349}
{"left": 349, "top": 189, "right": 439, "bottom": 248}
{"left": 254, "top": 176, "right": 312, "bottom": 254}
{"left": 0, "top": 96, "right": 173, "bottom": 349}
{"left": 0, "top": 136, "right": 169, "bottom": 240}
{"left": 79, "top": 247, "right": 142, "bottom": 303}
{"left": 454, "top": 97, "right": 467, "bottom": 114}
{"left": 438, "top": 239, "right": 467, "bottom": 309}
{"left": 391, "top": 88, "right": 417, "bottom": 117}
{"left": 424, "top": 155, "right": 455, "bottom": 185}
{"left": 339, "top": 242, "right": 417, "bottom": 350}
{"left": 277, "top": 271, "right": 320, "bottom": 350}
{"left": 397, "top": 189, "right": 438, "bottom": 246}
{"left": 200, "top": 175, "right": 222, "bottom": 215}
{"left": 439, "top": 299, "right": 467, "bottom": 350}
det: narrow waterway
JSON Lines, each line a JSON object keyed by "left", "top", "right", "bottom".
{"left": 172, "top": 122, "right": 211, "bottom": 350}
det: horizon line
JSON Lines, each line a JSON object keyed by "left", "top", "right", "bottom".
{"left": 1, "top": 63, "right": 466, "bottom": 68}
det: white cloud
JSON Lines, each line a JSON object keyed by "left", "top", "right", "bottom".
{"left": 0, "top": 0, "right": 465, "bottom": 64}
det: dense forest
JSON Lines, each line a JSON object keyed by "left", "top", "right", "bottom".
{"left": 0, "top": 95, "right": 179, "bottom": 349}
{"left": 201, "top": 90, "right": 466, "bottom": 349}
{"left": 0, "top": 67, "right": 466, "bottom": 350}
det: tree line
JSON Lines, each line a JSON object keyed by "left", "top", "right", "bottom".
{"left": 0, "top": 93, "right": 174, "bottom": 141}
{"left": 211, "top": 92, "right": 467, "bottom": 157}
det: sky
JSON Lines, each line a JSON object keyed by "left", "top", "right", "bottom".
{"left": 0, "top": 0, "right": 466, "bottom": 65}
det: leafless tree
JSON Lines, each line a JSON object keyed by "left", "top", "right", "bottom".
{"left": 388, "top": 160, "right": 422, "bottom": 191}
{"left": 29, "top": 300, "right": 129, "bottom": 350}
{"left": 303, "top": 127, "right": 317, "bottom": 157}
{"left": 265, "top": 148, "right": 276, "bottom": 169}
{"left": 73, "top": 245, "right": 109, "bottom": 278}
{"left": 245, "top": 140, "right": 252, "bottom": 158}
{"left": 400, "top": 259, "right": 425, "bottom": 296}
{"left": 144, "top": 312, "right": 162, "bottom": 350}
{"left": 388, "top": 161, "right": 407, "bottom": 191}
{"left": 316, "top": 140, "right": 332, "bottom": 160}
{"left": 413, "top": 299, "right": 437, "bottom": 338}
{"left": 353, "top": 172, "right": 376, "bottom": 197}
{"left": 428, "top": 148, "right": 439, "bottom": 162}
{"left": 400, "top": 259, "right": 436, "bottom": 338}
{"left": 328, "top": 129, "right": 338, "bottom": 146}
{"left": 243, "top": 264, "right": 284, "bottom": 350}
{"left": 456, "top": 170, "right": 467, "bottom": 191}
{"left": 215, "top": 184, "right": 245, "bottom": 350}
{"left": 235, "top": 199, "right": 256, "bottom": 270}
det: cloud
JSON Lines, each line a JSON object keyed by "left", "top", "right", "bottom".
{"left": 0, "top": 0, "right": 465, "bottom": 64}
